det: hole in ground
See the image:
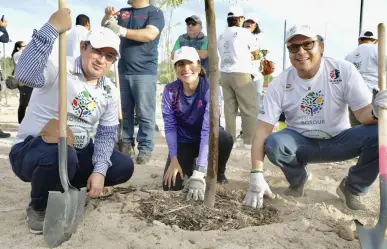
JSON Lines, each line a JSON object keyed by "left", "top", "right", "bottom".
{"left": 134, "top": 186, "right": 280, "bottom": 231}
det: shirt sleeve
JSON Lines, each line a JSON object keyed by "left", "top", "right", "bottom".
{"left": 14, "top": 23, "right": 59, "bottom": 88}
{"left": 146, "top": 9, "right": 165, "bottom": 33}
{"left": 200, "top": 38, "right": 208, "bottom": 50}
{"left": 196, "top": 90, "right": 210, "bottom": 168}
{"left": 258, "top": 78, "right": 283, "bottom": 125}
{"left": 161, "top": 86, "right": 178, "bottom": 158}
{"left": 172, "top": 39, "right": 180, "bottom": 51}
{"left": 98, "top": 84, "right": 120, "bottom": 127}
{"left": 344, "top": 62, "right": 372, "bottom": 111}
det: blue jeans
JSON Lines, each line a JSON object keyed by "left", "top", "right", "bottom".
{"left": 264, "top": 125, "right": 379, "bottom": 195}
{"left": 9, "top": 136, "right": 134, "bottom": 211}
{"left": 254, "top": 78, "right": 264, "bottom": 112}
{"left": 119, "top": 74, "right": 157, "bottom": 152}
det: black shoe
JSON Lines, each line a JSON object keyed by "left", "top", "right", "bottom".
{"left": 0, "top": 129, "right": 10, "bottom": 138}
{"left": 217, "top": 173, "right": 229, "bottom": 184}
{"left": 26, "top": 206, "right": 45, "bottom": 234}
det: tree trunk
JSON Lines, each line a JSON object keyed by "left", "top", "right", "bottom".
{"left": 203, "top": 0, "right": 219, "bottom": 208}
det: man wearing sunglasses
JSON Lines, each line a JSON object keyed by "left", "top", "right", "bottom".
{"left": 171, "top": 15, "right": 209, "bottom": 75}
{"left": 243, "top": 24, "right": 387, "bottom": 211}
{"left": 8, "top": 9, "right": 134, "bottom": 234}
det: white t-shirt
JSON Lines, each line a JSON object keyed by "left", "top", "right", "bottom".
{"left": 259, "top": 57, "right": 371, "bottom": 139}
{"left": 66, "top": 25, "right": 89, "bottom": 58}
{"left": 345, "top": 44, "right": 387, "bottom": 91}
{"left": 13, "top": 50, "right": 22, "bottom": 66}
{"left": 15, "top": 57, "right": 119, "bottom": 148}
{"left": 217, "top": 26, "right": 257, "bottom": 74}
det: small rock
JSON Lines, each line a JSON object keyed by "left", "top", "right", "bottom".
{"left": 115, "top": 193, "right": 126, "bottom": 202}
{"left": 108, "top": 215, "right": 112, "bottom": 219}
{"left": 172, "top": 225, "right": 179, "bottom": 232}
{"left": 150, "top": 174, "right": 158, "bottom": 179}
{"left": 328, "top": 166, "right": 333, "bottom": 170}
{"left": 337, "top": 225, "right": 355, "bottom": 241}
{"left": 152, "top": 220, "right": 166, "bottom": 227}
{"left": 97, "top": 208, "right": 101, "bottom": 212}
{"left": 188, "top": 239, "right": 196, "bottom": 244}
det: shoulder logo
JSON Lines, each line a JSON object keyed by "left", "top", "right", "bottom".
{"left": 329, "top": 69, "right": 342, "bottom": 84}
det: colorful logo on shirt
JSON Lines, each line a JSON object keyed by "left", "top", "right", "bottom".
{"left": 121, "top": 11, "right": 131, "bottom": 20}
{"left": 300, "top": 91, "right": 324, "bottom": 116}
{"left": 72, "top": 91, "right": 98, "bottom": 118}
{"left": 329, "top": 69, "right": 342, "bottom": 83}
{"left": 103, "top": 85, "right": 112, "bottom": 99}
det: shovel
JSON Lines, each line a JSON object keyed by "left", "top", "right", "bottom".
{"left": 113, "top": 62, "right": 124, "bottom": 152}
{"left": 43, "top": 1, "right": 87, "bottom": 247}
{"left": 355, "top": 23, "right": 387, "bottom": 249}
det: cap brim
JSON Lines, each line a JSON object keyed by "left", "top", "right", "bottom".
{"left": 89, "top": 40, "right": 120, "bottom": 58}
{"left": 285, "top": 32, "right": 317, "bottom": 43}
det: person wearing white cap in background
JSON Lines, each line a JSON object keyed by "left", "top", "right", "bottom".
{"left": 345, "top": 29, "right": 387, "bottom": 126}
{"left": 8, "top": 9, "right": 134, "bottom": 234}
{"left": 243, "top": 23, "right": 387, "bottom": 212}
{"left": 162, "top": 46, "right": 234, "bottom": 197}
{"left": 243, "top": 13, "right": 268, "bottom": 112}
{"left": 217, "top": 5, "right": 259, "bottom": 149}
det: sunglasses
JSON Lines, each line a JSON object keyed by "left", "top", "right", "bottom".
{"left": 186, "top": 21, "right": 197, "bottom": 26}
{"left": 287, "top": 40, "right": 320, "bottom": 54}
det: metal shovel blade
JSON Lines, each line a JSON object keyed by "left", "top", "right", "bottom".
{"left": 355, "top": 175, "right": 387, "bottom": 249}
{"left": 43, "top": 187, "right": 87, "bottom": 248}
{"left": 43, "top": 140, "right": 87, "bottom": 248}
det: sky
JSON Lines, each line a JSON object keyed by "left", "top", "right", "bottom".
{"left": 1, "top": 0, "right": 387, "bottom": 76}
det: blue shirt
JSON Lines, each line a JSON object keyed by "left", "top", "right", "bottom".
{"left": 117, "top": 5, "right": 165, "bottom": 75}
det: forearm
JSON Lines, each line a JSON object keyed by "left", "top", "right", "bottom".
{"left": 165, "top": 129, "right": 178, "bottom": 158}
{"left": 197, "top": 50, "right": 208, "bottom": 59}
{"left": 92, "top": 124, "right": 118, "bottom": 176}
{"left": 101, "top": 15, "right": 110, "bottom": 26}
{"left": 14, "top": 23, "right": 58, "bottom": 88}
{"left": 251, "top": 128, "right": 272, "bottom": 170}
{"left": 356, "top": 105, "right": 378, "bottom": 125}
{"left": 123, "top": 28, "right": 155, "bottom": 43}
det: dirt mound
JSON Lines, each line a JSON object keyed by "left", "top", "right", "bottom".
{"left": 134, "top": 186, "right": 280, "bottom": 231}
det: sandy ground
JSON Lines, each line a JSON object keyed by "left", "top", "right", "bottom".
{"left": 0, "top": 93, "right": 382, "bottom": 249}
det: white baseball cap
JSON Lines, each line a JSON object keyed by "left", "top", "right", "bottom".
{"left": 84, "top": 27, "right": 121, "bottom": 58}
{"left": 227, "top": 5, "right": 244, "bottom": 18}
{"left": 245, "top": 13, "right": 258, "bottom": 23}
{"left": 285, "top": 24, "right": 319, "bottom": 43}
{"left": 359, "top": 30, "right": 377, "bottom": 40}
{"left": 173, "top": 46, "right": 200, "bottom": 65}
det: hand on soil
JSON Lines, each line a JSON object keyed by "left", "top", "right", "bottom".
{"left": 243, "top": 172, "right": 275, "bottom": 209}
{"left": 163, "top": 157, "right": 183, "bottom": 187}
{"left": 184, "top": 170, "right": 206, "bottom": 201}
{"left": 87, "top": 173, "right": 106, "bottom": 198}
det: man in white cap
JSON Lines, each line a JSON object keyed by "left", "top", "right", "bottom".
{"left": 8, "top": 9, "right": 134, "bottom": 234}
{"left": 217, "top": 5, "right": 258, "bottom": 149}
{"left": 243, "top": 24, "right": 387, "bottom": 211}
{"left": 345, "top": 29, "right": 387, "bottom": 126}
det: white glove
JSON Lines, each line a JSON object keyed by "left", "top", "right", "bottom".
{"left": 183, "top": 170, "right": 206, "bottom": 201}
{"left": 104, "top": 18, "right": 126, "bottom": 37}
{"left": 243, "top": 172, "right": 275, "bottom": 209}
{"left": 372, "top": 89, "right": 387, "bottom": 118}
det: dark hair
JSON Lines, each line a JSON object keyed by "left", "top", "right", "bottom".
{"left": 243, "top": 21, "right": 262, "bottom": 34}
{"left": 359, "top": 32, "right": 377, "bottom": 42}
{"left": 76, "top": 14, "right": 90, "bottom": 27}
{"left": 11, "top": 41, "right": 24, "bottom": 58}
{"left": 317, "top": 35, "right": 324, "bottom": 42}
{"left": 227, "top": 16, "right": 240, "bottom": 27}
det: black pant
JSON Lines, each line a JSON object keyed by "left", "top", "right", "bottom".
{"left": 18, "top": 87, "right": 32, "bottom": 124}
{"left": 163, "top": 129, "right": 234, "bottom": 191}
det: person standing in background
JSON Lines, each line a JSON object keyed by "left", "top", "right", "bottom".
{"left": 66, "top": 14, "right": 91, "bottom": 58}
{"left": 102, "top": 0, "right": 165, "bottom": 164}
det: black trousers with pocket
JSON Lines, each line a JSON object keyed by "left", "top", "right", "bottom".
{"left": 163, "top": 129, "right": 234, "bottom": 191}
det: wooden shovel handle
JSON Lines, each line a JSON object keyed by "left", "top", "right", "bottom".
{"left": 114, "top": 63, "right": 123, "bottom": 120}
{"left": 59, "top": 0, "right": 67, "bottom": 138}
{"left": 378, "top": 23, "right": 387, "bottom": 175}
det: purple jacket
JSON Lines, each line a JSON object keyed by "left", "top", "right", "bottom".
{"left": 162, "top": 77, "right": 213, "bottom": 167}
